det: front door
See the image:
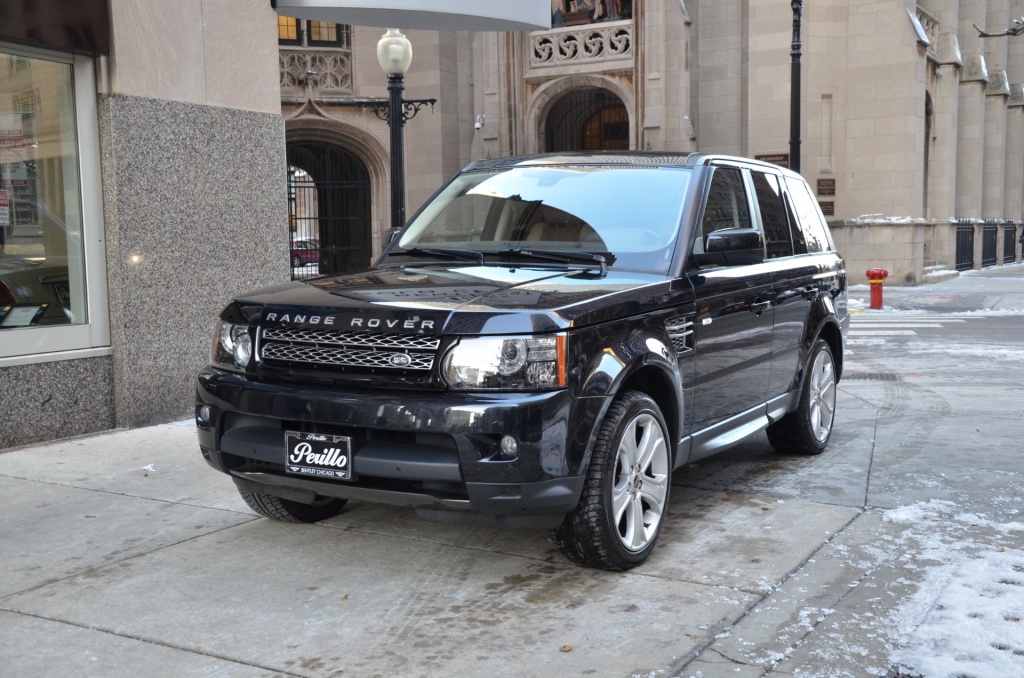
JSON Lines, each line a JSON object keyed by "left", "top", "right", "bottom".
{"left": 688, "top": 166, "right": 775, "bottom": 431}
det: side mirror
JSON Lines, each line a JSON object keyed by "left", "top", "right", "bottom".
{"left": 381, "top": 228, "right": 401, "bottom": 250}
{"left": 693, "top": 228, "right": 765, "bottom": 267}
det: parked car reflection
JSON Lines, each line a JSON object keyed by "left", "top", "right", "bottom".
{"left": 290, "top": 238, "right": 320, "bottom": 268}
{"left": 0, "top": 257, "right": 72, "bottom": 328}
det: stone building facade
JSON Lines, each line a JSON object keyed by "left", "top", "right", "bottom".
{"left": 1, "top": 0, "right": 286, "bottom": 448}
{"left": 287, "top": 0, "right": 1024, "bottom": 286}
{"left": 3, "top": 0, "right": 1023, "bottom": 449}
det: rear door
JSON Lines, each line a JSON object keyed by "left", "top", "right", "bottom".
{"left": 688, "top": 166, "right": 775, "bottom": 430}
{"left": 764, "top": 174, "right": 843, "bottom": 396}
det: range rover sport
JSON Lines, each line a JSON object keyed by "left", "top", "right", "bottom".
{"left": 195, "top": 153, "right": 848, "bottom": 570}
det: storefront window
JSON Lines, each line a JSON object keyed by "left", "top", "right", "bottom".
{"left": 0, "top": 45, "right": 108, "bottom": 361}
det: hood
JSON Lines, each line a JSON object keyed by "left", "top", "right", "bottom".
{"left": 235, "top": 264, "right": 673, "bottom": 335}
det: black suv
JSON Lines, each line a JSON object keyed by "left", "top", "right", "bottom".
{"left": 196, "top": 153, "right": 847, "bottom": 570}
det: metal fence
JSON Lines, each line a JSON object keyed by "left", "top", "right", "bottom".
{"left": 1005, "top": 222, "right": 1018, "bottom": 265}
{"left": 981, "top": 222, "right": 998, "bottom": 268}
{"left": 955, "top": 221, "right": 974, "bottom": 271}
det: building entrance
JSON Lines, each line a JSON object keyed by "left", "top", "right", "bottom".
{"left": 545, "top": 87, "right": 629, "bottom": 152}
{"left": 286, "top": 142, "right": 371, "bottom": 280}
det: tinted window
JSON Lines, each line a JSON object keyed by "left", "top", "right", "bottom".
{"left": 751, "top": 172, "right": 793, "bottom": 259}
{"left": 701, "top": 167, "right": 750, "bottom": 240}
{"left": 785, "top": 177, "right": 831, "bottom": 253}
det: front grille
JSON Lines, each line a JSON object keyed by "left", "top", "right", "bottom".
{"left": 260, "top": 327, "right": 440, "bottom": 371}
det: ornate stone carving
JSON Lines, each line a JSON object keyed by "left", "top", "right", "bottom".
{"left": 934, "top": 32, "right": 962, "bottom": 67}
{"left": 962, "top": 54, "right": 989, "bottom": 83}
{"left": 1009, "top": 83, "right": 1024, "bottom": 108}
{"left": 986, "top": 69, "right": 1010, "bottom": 97}
{"left": 280, "top": 50, "right": 353, "bottom": 96}
{"left": 530, "top": 22, "right": 633, "bottom": 70}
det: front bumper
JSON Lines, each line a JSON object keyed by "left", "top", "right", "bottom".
{"left": 196, "top": 368, "right": 598, "bottom": 525}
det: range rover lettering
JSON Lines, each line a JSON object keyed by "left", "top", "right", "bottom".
{"left": 195, "top": 153, "right": 848, "bottom": 571}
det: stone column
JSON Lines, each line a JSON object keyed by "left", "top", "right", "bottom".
{"left": 957, "top": 0, "right": 989, "bottom": 268}
{"left": 955, "top": 0, "right": 987, "bottom": 220}
{"left": 931, "top": 33, "right": 963, "bottom": 267}
{"left": 982, "top": 0, "right": 1009, "bottom": 221}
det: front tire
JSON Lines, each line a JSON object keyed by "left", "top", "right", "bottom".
{"left": 767, "top": 338, "right": 837, "bottom": 455}
{"left": 291, "top": 254, "right": 303, "bottom": 268}
{"left": 554, "top": 390, "right": 672, "bottom": 571}
{"left": 238, "top": 488, "right": 347, "bottom": 523}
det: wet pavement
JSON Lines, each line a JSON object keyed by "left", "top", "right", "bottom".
{"left": 2, "top": 264, "right": 1023, "bottom": 677}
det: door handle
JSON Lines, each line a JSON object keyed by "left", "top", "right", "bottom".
{"left": 802, "top": 286, "right": 818, "bottom": 301}
{"left": 750, "top": 298, "right": 772, "bottom": 314}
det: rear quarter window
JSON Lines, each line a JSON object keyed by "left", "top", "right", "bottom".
{"left": 785, "top": 177, "right": 832, "bottom": 253}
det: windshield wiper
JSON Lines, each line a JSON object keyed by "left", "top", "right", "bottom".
{"left": 398, "top": 247, "right": 485, "bottom": 265}
{"left": 497, "top": 247, "right": 609, "bottom": 277}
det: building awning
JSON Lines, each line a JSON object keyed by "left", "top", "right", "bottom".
{"left": 272, "top": 0, "right": 551, "bottom": 32}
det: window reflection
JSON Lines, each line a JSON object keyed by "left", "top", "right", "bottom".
{"left": 0, "top": 51, "right": 85, "bottom": 330}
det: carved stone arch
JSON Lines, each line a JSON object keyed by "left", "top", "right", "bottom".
{"left": 284, "top": 119, "right": 391, "bottom": 257}
{"left": 525, "top": 75, "right": 636, "bottom": 155}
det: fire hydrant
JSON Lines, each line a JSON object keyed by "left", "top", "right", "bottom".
{"left": 866, "top": 268, "right": 889, "bottom": 309}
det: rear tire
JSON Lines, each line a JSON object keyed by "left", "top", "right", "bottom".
{"left": 238, "top": 488, "right": 347, "bottom": 523}
{"left": 766, "top": 338, "right": 837, "bottom": 455}
{"left": 554, "top": 390, "right": 672, "bottom": 571}
{"left": 291, "top": 254, "right": 302, "bottom": 268}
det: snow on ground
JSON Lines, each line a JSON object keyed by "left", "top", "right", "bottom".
{"left": 883, "top": 502, "right": 1024, "bottom": 678}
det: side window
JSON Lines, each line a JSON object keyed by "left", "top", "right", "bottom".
{"left": 701, "top": 167, "right": 751, "bottom": 241}
{"left": 751, "top": 172, "right": 793, "bottom": 259}
{"left": 782, "top": 186, "right": 808, "bottom": 255}
{"left": 785, "top": 177, "right": 832, "bottom": 253}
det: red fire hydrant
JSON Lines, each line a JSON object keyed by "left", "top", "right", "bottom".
{"left": 866, "top": 268, "right": 889, "bottom": 309}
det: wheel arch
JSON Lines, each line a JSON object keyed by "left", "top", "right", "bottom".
{"left": 814, "top": 318, "right": 844, "bottom": 381}
{"left": 617, "top": 365, "right": 681, "bottom": 449}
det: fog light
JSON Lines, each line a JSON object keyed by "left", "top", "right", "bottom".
{"left": 196, "top": 405, "right": 211, "bottom": 428}
{"left": 499, "top": 435, "right": 519, "bottom": 459}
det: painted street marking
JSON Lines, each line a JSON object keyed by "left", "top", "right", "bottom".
{"left": 849, "top": 330, "right": 918, "bottom": 336}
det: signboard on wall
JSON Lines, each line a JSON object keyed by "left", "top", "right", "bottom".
{"left": 0, "top": 189, "right": 9, "bottom": 227}
{"left": 817, "top": 178, "right": 836, "bottom": 196}
{"left": 754, "top": 153, "right": 790, "bottom": 168}
{"left": 0, "top": 113, "right": 23, "bottom": 149}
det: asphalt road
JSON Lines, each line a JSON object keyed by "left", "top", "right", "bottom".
{"left": 1, "top": 266, "right": 1022, "bottom": 678}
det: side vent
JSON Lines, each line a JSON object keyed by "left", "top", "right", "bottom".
{"left": 665, "top": 314, "right": 695, "bottom": 354}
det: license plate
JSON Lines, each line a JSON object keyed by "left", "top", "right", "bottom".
{"left": 285, "top": 432, "right": 353, "bottom": 480}
{"left": 53, "top": 282, "right": 70, "bottom": 308}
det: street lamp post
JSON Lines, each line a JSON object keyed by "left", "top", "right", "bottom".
{"left": 375, "top": 29, "right": 436, "bottom": 234}
{"left": 790, "top": 0, "right": 804, "bottom": 174}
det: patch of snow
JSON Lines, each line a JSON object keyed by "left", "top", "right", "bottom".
{"left": 906, "top": 343, "right": 1024, "bottom": 362}
{"left": 142, "top": 464, "right": 156, "bottom": 473}
{"left": 882, "top": 500, "right": 958, "bottom": 525}
{"left": 847, "top": 214, "right": 930, "bottom": 225}
{"left": 889, "top": 548, "right": 1024, "bottom": 678}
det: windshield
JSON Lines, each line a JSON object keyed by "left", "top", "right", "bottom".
{"left": 392, "top": 165, "right": 691, "bottom": 274}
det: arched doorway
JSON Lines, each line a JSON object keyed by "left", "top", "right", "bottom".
{"left": 286, "top": 142, "right": 372, "bottom": 280}
{"left": 545, "top": 87, "right": 629, "bottom": 152}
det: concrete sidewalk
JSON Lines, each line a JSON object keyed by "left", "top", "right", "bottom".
{"left": 848, "top": 261, "right": 1024, "bottom": 312}
{"left": 2, "top": 264, "right": 1023, "bottom": 677}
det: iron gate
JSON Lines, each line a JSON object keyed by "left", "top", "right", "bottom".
{"left": 981, "top": 221, "right": 998, "bottom": 268}
{"left": 1004, "top": 222, "right": 1017, "bottom": 264}
{"left": 955, "top": 221, "right": 974, "bottom": 271}
{"left": 287, "top": 142, "right": 372, "bottom": 281}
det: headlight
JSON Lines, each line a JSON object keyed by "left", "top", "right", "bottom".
{"left": 442, "top": 334, "right": 566, "bottom": 390}
{"left": 213, "top": 320, "right": 252, "bottom": 371}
